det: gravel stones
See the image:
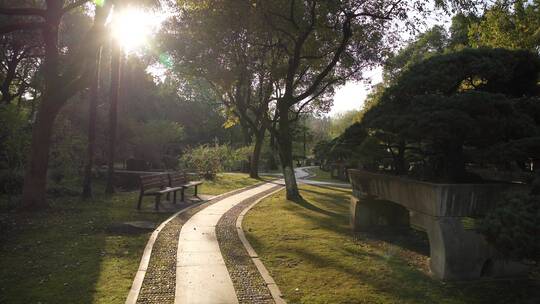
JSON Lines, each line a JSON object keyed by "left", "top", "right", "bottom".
{"left": 216, "top": 186, "right": 281, "bottom": 304}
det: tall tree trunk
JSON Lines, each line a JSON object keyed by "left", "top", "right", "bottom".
{"left": 239, "top": 119, "right": 252, "bottom": 145}
{"left": 303, "top": 126, "right": 307, "bottom": 161}
{"left": 20, "top": 1, "right": 112, "bottom": 209}
{"left": 21, "top": 101, "right": 61, "bottom": 209}
{"left": 394, "top": 141, "right": 407, "bottom": 175}
{"left": 250, "top": 127, "right": 265, "bottom": 179}
{"left": 445, "top": 143, "right": 466, "bottom": 182}
{"left": 21, "top": 11, "right": 62, "bottom": 210}
{"left": 105, "top": 43, "right": 122, "bottom": 194}
{"left": 277, "top": 100, "right": 300, "bottom": 200}
{"left": 82, "top": 47, "right": 102, "bottom": 199}
{"left": 267, "top": 128, "right": 278, "bottom": 170}
{"left": 531, "top": 170, "right": 540, "bottom": 195}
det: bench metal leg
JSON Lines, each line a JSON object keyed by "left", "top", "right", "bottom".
{"left": 194, "top": 185, "right": 198, "bottom": 196}
{"left": 173, "top": 191, "right": 177, "bottom": 204}
{"left": 155, "top": 195, "right": 161, "bottom": 211}
{"left": 181, "top": 188, "right": 185, "bottom": 202}
{"left": 166, "top": 192, "right": 170, "bottom": 201}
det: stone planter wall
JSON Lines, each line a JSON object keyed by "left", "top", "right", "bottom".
{"left": 348, "top": 169, "right": 528, "bottom": 281}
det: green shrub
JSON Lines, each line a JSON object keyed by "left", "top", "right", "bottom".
{"left": 133, "top": 120, "right": 184, "bottom": 168}
{"left": 479, "top": 193, "right": 540, "bottom": 262}
{"left": 0, "top": 105, "right": 31, "bottom": 196}
{"left": 180, "top": 143, "right": 251, "bottom": 178}
{"left": 0, "top": 105, "right": 30, "bottom": 173}
{"left": 48, "top": 118, "right": 87, "bottom": 182}
{"left": 0, "top": 169, "right": 24, "bottom": 195}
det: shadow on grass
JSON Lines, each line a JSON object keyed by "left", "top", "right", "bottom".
{"left": 298, "top": 187, "right": 350, "bottom": 210}
{"left": 298, "top": 186, "right": 430, "bottom": 256}
{"left": 276, "top": 188, "right": 351, "bottom": 237}
{"left": 290, "top": 244, "right": 539, "bottom": 304}
{"left": 301, "top": 184, "right": 351, "bottom": 193}
{"left": 290, "top": 246, "right": 447, "bottom": 302}
{"left": 354, "top": 226, "right": 431, "bottom": 257}
{"left": 289, "top": 196, "right": 343, "bottom": 218}
{"left": 0, "top": 202, "right": 107, "bottom": 303}
{"left": 250, "top": 184, "right": 540, "bottom": 304}
{"left": 0, "top": 190, "right": 170, "bottom": 304}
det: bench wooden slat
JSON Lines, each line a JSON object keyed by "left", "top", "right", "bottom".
{"left": 169, "top": 172, "right": 187, "bottom": 188}
{"left": 140, "top": 175, "right": 164, "bottom": 182}
{"left": 141, "top": 182, "right": 162, "bottom": 189}
{"left": 140, "top": 178, "right": 163, "bottom": 185}
{"left": 183, "top": 181, "right": 203, "bottom": 187}
{"left": 140, "top": 175, "right": 162, "bottom": 181}
{"left": 161, "top": 186, "right": 184, "bottom": 192}
{"left": 140, "top": 174, "right": 167, "bottom": 188}
{"left": 138, "top": 173, "right": 171, "bottom": 210}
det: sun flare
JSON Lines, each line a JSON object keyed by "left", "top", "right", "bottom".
{"left": 111, "top": 8, "right": 165, "bottom": 53}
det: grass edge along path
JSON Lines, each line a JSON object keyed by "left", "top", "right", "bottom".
{"left": 0, "top": 173, "right": 264, "bottom": 304}
{"left": 243, "top": 184, "right": 539, "bottom": 304}
{"left": 216, "top": 184, "right": 283, "bottom": 304}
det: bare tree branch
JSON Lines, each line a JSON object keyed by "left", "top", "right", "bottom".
{"left": 294, "top": 15, "right": 353, "bottom": 103}
{"left": 62, "top": 0, "right": 92, "bottom": 14}
{"left": 284, "top": 0, "right": 317, "bottom": 92}
{"left": 0, "top": 22, "right": 44, "bottom": 35}
{"left": 0, "top": 7, "right": 45, "bottom": 17}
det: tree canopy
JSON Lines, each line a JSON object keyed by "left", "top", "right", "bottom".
{"left": 360, "top": 48, "right": 540, "bottom": 182}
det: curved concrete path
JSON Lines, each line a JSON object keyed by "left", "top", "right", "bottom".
{"left": 173, "top": 167, "right": 347, "bottom": 303}
{"left": 263, "top": 166, "right": 350, "bottom": 188}
{"left": 295, "top": 166, "right": 351, "bottom": 188}
{"left": 175, "top": 182, "right": 279, "bottom": 304}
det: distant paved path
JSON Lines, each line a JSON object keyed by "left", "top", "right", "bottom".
{"left": 295, "top": 166, "right": 351, "bottom": 188}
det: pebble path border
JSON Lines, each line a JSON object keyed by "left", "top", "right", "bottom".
{"left": 216, "top": 185, "right": 282, "bottom": 304}
{"left": 134, "top": 183, "right": 268, "bottom": 304}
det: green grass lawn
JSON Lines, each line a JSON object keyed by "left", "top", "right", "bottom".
{"left": 243, "top": 184, "right": 539, "bottom": 304}
{"left": 0, "top": 172, "right": 263, "bottom": 304}
{"left": 304, "top": 166, "right": 347, "bottom": 183}
{"left": 198, "top": 172, "right": 267, "bottom": 195}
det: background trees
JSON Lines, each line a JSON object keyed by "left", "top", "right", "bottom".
{"left": 254, "top": 0, "right": 480, "bottom": 198}
{"left": 1, "top": 0, "right": 113, "bottom": 209}
{"left": 5, "top": 0, "right": 537, "bottom": 208}
{"left": 316, "top": 0, "right": 540, "bottom": 183}
{"left": 313, "top": 9, "right": 540, "bottom": 260}
{"left": 163, "top": 0, "right": 276, "bottom": 178}
{"left": 352, "top": 48, "right": 540, "bottom": 182}
{"left": 468, "top": 0, "right": 540, "bottom": 51}
{"left": 0, "top": 2, "right": 248, "bottom": 206}
{"left": 0, "top": 30, "right": 40, "bottom": 105}
{"left": 163, "top": 0, "right": 482, "bottom": 199}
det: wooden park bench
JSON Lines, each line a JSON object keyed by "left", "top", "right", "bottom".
{"left": 137, "top": 172, "right": 204, "bottom": 210}
{"left": 137, "top": 173, "right": 181, "bottom": 210}
{"left": 168, "top": 171, "right": 203, "bottom": 202}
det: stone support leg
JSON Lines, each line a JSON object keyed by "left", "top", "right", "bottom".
{"left": 425, "top": 216, "right": 528, "bottom": 280}
{"left": 350, "top": 196, "right": 409, "bottom": 231}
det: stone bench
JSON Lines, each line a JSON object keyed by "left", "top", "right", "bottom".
{"left": 348, "top": 169, "right": 528, "bottom": 281}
